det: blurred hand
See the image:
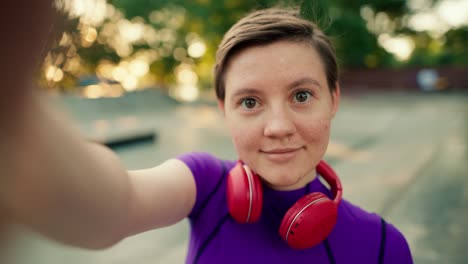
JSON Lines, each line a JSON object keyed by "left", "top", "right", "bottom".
{"left": 0, "top": 0, "right": 57, "bottom": 98}
{"left": 0, "top": 0, "right": 58, "bottom": 226}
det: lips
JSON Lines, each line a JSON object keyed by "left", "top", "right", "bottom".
{"left": 260, "top": 147, "right": 303, "bottom": 163}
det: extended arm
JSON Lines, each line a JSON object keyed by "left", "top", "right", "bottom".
{"left": 1, "top": 94, "right": 196, "bottom": 249}
{"left": 0, "top": 0, "right": 196, "bottom": 249}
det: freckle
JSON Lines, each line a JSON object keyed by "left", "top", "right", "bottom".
{"left": 322, "top": 122, "right": 330, "bottom": 130}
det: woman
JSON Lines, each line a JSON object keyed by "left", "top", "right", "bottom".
{"left": 1, "top": 6, "right": 412, "bottom": 264}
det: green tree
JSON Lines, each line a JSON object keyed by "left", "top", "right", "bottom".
{"left": 43, "top": 0, "right": 464, "bottom": 96}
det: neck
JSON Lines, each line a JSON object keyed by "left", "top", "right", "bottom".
{"left": 265, "top": 168, "right": 317, "bottom": 191}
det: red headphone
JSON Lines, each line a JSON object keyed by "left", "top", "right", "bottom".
{"left": 226, "top": 160, "right": 343, "bottom": 250}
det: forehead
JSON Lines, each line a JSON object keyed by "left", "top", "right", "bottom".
{"left": 223, "top": 40, "right": 327, "bottom": 96}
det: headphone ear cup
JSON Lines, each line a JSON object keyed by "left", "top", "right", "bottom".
{"left": 227, "top": 163, "right": 263, "bottom": 223}
{"left": 278, "top": 192, "right": 338, "bottom": 249}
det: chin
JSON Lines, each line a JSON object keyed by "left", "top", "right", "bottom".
{"left": 259, "top": 169, "right": 305, "bottom": 190}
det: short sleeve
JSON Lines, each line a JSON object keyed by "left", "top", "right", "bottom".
{"left": 176, "top": 152, "right": 227, "bottom": 218}
{"left": 383, "top": 221, "right": 413, "bottom": 264}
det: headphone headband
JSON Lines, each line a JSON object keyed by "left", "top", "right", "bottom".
{"left": 316, "top": 160, "right": 342, "bottom": 206}
{"left": 238, "top": 159, "right": 342, "bottom": 205}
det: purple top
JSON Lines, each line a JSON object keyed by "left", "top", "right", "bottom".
{"left": 177, "top": 152, "right": 412, "bottom": 264}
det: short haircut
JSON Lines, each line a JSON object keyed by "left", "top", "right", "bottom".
{"left": 214, "top": 7, "right": 339, "bottom": 101}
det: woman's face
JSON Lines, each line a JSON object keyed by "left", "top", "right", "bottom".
{"left": 219, "top": 40, "right": 340, "bottom": 191}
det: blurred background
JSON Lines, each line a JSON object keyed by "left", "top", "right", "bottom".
{"left": 40, "top": 0, "right": 467, "bottom": 97}
{"left": 3, "top": 0, "right": 468, "bottom": 263}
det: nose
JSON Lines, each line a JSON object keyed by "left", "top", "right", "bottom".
{"left": 263, "top": 108, "right": 296, "bottom": 139}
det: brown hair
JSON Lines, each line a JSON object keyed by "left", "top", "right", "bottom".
{"left": 214, "top": 7, "right": 339, "bottom": 101}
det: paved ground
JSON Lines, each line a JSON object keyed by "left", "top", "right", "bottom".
{"left": 3, "top": 91, "right": 467, "bottom": 263}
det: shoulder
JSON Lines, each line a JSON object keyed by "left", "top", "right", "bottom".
{"left": 176, "top": 152, "right": 236, "bottom": 218}
{"left": 330, "top": 200, "right": 413, "bottom": 263}
{"left": 381, "top": 219, "right": 413, "bottom": 263}
{"left": 338, "top": 199, "right": 381, "bottom": 227}
{"left": 176, "top": 151, "right": 224, "bottom": 172}
{"left": 176, "top": 151, "right": 232, "bottom": 190}
{"left": 329, "top": 200, "right": 382, "bottom": 259}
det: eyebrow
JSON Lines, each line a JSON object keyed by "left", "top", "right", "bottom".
{"left": 288, "top": 77, "right": 322, "bottom": 90}
{"left": 230, "top": 77, "right": 322, "bottom": 99}
{"left": 231, "top": 88, "right": 263, "bottom": 99}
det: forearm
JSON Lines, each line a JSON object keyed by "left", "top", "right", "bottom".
{"left": 0, "top": 94, "right": 132, "bottom": 249}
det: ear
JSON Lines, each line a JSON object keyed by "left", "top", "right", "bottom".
{"left": 217, "top": 99, "right": 226, "bottom": 116}
{"left": 330, "top": 82, "right": 340, "bottom": 118}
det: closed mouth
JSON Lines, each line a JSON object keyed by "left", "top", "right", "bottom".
{"left": 260, "top": 147, "right": 303, "bottom": 154}
{"left": 259, "top": 147, "right": 304, "bottom": 163}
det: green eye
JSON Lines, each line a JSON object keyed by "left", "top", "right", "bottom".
{"left": 294, "top": 91, "right": 312, "bottom": 103}
{"left": 241, "top": 98, "right": 257, "bottom": 109}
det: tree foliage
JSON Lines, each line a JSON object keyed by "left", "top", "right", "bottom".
{"left": 43, "top": 0, "right": 467, "bottom": 93}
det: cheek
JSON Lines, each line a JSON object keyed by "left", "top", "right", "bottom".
{"left": 228, "top": 120, "right": 259, "bottom": 152}
{"left": 301, "top": 118, "right": 331, "bottom": 147}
